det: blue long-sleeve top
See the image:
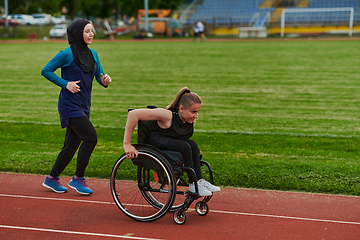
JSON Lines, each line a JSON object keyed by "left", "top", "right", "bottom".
{"left": 41, "top": 46, "right": 106, "bottom": 128}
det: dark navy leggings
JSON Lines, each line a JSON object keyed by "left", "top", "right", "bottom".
{"left": 50, "top": 116, "right": 97, "bottom": 178}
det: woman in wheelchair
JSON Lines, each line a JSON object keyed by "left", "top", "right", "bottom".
{"left": 123, "top": 87, "right": 220, "bottom": 196}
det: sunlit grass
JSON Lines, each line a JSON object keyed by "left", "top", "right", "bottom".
{"left": 1, "top": 40, "right": 360, "bottom": 195}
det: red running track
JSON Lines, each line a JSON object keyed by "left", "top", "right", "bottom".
{"left": 0, "top": 172, "right": 359, "bottom": 239}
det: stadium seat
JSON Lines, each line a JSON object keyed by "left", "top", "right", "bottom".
{"left": 189, "top": 0, "right": 274, "bottom": 27}
{"left": 282, "top": 0, "right": 359, "bottom": 24}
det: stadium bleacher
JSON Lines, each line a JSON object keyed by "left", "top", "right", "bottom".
{"left": 188, "top": 0, "right": 275, "bottom": 27}
{"left": 185, "top": 0, "right": 360, "bottom": 36}
{"left": 284, "top": 0, "right": 360, "bottom": 24}
{"left": 187, "top": 0, "right": 359, "bottom": 27}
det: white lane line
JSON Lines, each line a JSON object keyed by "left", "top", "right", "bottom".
{"left": 210, "top": 210, "right": 360, "bottom": 226}
{"left": 0, "top": 225, "right": 164, "bottom": 240}
{"left": 0, "top": 194, "right": 152, "bottom": 208}
{"left": 0, "top": 193, "right": 113, "bottom": 205}
{"left": 1, "top": 193, "right": 359, "bottom": 226}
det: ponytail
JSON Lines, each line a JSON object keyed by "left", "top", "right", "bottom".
{"left": 166, "top": 87, "right": 202, "bottom": 111}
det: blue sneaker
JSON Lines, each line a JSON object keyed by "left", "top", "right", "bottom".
{"left": 68, "top": 177, "right": 93, "bottom": 195}
{"left": 42, "top": 176, "right": 68, "bottom": 193}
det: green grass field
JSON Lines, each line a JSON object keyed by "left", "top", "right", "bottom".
{"left": 1, "top": 39, "right": 360, "bottom": 195}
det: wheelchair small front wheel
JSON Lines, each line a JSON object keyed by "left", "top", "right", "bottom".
{"left": 195, "top": 201, "right": 209, "bottom": 216}
{"left": 173, "top": 210, "right": 186, "bottom": 225}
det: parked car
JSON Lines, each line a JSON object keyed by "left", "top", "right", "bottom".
{"left": 9, "top": 14, "right": 35, "bottom": 25}
{"left": 52, "top": 15, "right": 66, "bottom": 25}
{"left": 31, "top": 13, "right": 52, "bottom": 25}
{"left": 0, "top": 15, "right": 19, "bottom": 26}
{"left": 49, "top": 24, "right": 67, "bottom": 38}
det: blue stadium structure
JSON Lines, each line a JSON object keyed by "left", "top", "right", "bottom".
{"left": 181, "top": 0, "right": 360, "bottom": 36}
{"left": 188, "top": 0, "right": 275, "bottom": 27}
{"left": 285, "top": 0, "right": 360, "bottom": 24}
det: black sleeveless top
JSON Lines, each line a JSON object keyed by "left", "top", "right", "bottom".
{"left": 148, "top": 111, "right": 193, "bottom": 145}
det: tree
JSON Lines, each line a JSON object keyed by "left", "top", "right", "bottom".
{"left": 59, "top": 0, "right": 83, "bottom": 19}
{"left": 3, "top": 0, "right": 184, "bottom": 18}
{"left": 7, "top": 0, "right": 41, "bottom": 14}
{"left": 114, "top": 0, "right": 183, "bottom": 18}
{"left": 5, "top": 0, "right": 62, "bottom": 15}
{"left": 80, "top": 0, "right": 102, "bottom": 19}
{"left": 37, "top": 0, "right": 62, "bottom": 15}
{"left": 158, "top": 0, "right": 184, "bottom": 10}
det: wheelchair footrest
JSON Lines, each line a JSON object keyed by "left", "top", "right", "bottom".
{"left": 184, "top": 190, "right": 199, "bottom": 199}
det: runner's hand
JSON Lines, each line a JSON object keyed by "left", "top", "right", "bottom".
{"left": 101, "top": 73, "right": 112, "bottom": 87}
{"left": 66, "top": 81, "right": 80, "bottom": 93}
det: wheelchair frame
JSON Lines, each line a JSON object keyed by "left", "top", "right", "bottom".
{"left": 110, "top": 106, "right": 214, "bottom": 225}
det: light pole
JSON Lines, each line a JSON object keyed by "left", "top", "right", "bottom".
{"left": 4, "top": 0, "right": 8, "bottom": 28}
{"left": 144, "top": 0, "right": 149, "bottom": 32}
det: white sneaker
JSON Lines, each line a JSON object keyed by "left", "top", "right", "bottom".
{"left": 199, "top": 179, "right": 221, "bottom": 192}
{"left": 189, "top": 182, "right": 212, "bottom": 196}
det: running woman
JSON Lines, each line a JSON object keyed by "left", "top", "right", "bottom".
{"left": 41, "top": 19, "right": 112, "bottom": 195}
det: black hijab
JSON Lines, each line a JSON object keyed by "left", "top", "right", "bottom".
{"left": 67, "top": 19, "right": 95, "bottom": 73}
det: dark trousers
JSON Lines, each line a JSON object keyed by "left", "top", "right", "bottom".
{"left": 50, "top": 116, "right": 97, "bottom": 178}
{"left": 151, "top": 138, "right": 202, "bottom": 183}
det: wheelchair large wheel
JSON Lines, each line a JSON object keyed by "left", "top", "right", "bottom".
{"left": 142, "top": 173, "right": 187, "bottom": 212}
{"left": 170, "top": 176, "right": 188, "bottom": 212}
{"left": 110, "top": 147, "right": 176, "bottom": 222}
{"left": 136, "top": 155, "right": 186, "bottom": 212}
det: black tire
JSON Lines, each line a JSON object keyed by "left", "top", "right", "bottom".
{"left": 110, "top": 147, "right": 176, "bottom": 222}
{"left": 142, "top": 172, "right": 187, "bottom": 212}
{"left": 135, "top": 145, "right": 186, "bottom": 212}
{"left": 169, "top": 176, "right": 187, "bottom": 212}
{"left": 195, "top": 201, "right": 209, "bottom": 216}
{"left": 173, "top": 211, "right": 187, "bottom": 225}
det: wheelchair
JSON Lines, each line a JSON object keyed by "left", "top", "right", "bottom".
{"left": 110, "top": 105, "right": 215, "bottom": 225}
